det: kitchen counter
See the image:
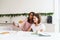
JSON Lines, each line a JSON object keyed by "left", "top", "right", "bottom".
{"left": 0, "top": 31, "right": 60, "bottom": 40}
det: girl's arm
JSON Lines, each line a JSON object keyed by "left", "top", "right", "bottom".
{"left": 28, "top": 27, "right": 32, "bottom": 31}
{"left": 18, "top": 18, "right": 27, "bottom": 30}
{"left": 13, "top": 22, "right": 19, "bottom": 28}
{"left": 40, "top": 29, "right": 44, "bottom": 32}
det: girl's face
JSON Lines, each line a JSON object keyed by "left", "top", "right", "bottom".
{"left": 33, "top": 16, "right": 38, "bottom": 23}
{"left": 29, "top": 13, "right": 33, "bottom": 19}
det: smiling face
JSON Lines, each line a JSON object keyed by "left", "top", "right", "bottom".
{"left": 29, "top": 13, "right": 34, "bottom": 19}
{"left": 28, "top": 12, "right": 35, "bottom": 23}
{"left": 33, "top": 14, "right": 41, "bottom": 24}
{"left": 33, "top": 16, "right": 38, "bottom": 24}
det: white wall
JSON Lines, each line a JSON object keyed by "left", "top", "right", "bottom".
{"left": 58, "top": 0, "right": 60, "bottom": 32}
{"left": 0, "top": 0, "right": 53, "bottom": 13}
{"left": 53, "top": 0, "right": 59, "bottom": 33}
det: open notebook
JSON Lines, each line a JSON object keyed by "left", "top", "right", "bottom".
{"left": 31, "top": 32, "right": 51, "bottom": 37}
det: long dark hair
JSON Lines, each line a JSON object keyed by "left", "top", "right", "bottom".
{"left": 27, "top": 12, "right": 35, "bottom": 24}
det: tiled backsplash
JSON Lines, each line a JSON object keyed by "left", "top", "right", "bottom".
{"left": 0, "top": 15, "right": 48, "bottom": 23}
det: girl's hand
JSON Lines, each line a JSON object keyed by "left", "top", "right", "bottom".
{"left": 13, "top": 22, "right": 16, "bottom": 26}
{"left": 40, "top": 29, "right": 43, "bottom": 32}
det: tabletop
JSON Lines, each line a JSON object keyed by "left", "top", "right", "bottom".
{"left": 0, "top": 31, "right": 60, "bottom": 40}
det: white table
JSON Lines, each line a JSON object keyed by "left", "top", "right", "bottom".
{"left": 0, "top": 31, "right": 60, "bottom": 40}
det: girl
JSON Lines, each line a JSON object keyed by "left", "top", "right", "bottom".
{"left": 28, "top": 14, "right": 46, "bottom": 32}
{"left": 13, "top": 12, "right": 35, "bottom": 31}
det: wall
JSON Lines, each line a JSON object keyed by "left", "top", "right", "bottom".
{"left": 58, "top": 0, "right": 60, "bottom": 32}
{"left": 0, "top": 0, "right": 54, "bottom": 23}
{"left": 0, "top": 0, "right": 53, "bottom": 13}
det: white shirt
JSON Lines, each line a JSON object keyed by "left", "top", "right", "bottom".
{"left": 31, "top": 23, "right": 46, "bottom": 32}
